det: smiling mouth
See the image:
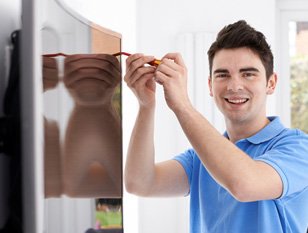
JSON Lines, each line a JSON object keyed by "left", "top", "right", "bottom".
{"left": 225, "top": 98, "right": 249, "bottom": 104}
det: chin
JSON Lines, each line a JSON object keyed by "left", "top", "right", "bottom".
{"left": 225, "top": 114, "right": 249, "bottom": 124}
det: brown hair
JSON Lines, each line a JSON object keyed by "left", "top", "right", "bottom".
{"left": 207, "top": 20, "right": 273, "bottom": 80}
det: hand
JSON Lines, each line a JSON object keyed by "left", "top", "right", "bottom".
{"left": 154, "top": 53, "right": 192, "bottom": 112}
{"left": 124, "top": 53, "right": 157, "bottom": 108}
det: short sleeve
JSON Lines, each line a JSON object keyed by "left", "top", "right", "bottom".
{"left": 173, "top": 148, "right": 195, "bottom": 187}
{"left": 255, "top": 130, "right": 308, "bottom": 198}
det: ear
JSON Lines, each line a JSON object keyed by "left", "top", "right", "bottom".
{"left": 208, "top": 76, "right": 213, "bottom": 97}
{"left": 266, "top": 73, "right": 278, "bottom": 95}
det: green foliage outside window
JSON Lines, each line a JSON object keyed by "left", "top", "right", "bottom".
{"left": 290, "top": 55, "right": 308, "bottom": 133}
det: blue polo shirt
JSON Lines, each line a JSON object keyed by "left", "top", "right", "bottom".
{"left": 174, "top": 117, "right": 308, "bottom": 233}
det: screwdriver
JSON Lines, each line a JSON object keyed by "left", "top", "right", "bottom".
{"left": 113, "top": 52, "right": 161, "bottom": 66}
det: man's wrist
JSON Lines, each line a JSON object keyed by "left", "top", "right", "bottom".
{"left": 139, "top": 102, "right": 156, "bottom": 113}
{"left": 172, "top": 101, "right": 194, "bottom": 116}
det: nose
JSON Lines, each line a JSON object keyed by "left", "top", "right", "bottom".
{"left": 227, "top": 76, "right": 244, "bottom": 92}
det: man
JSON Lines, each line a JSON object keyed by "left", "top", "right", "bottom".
{"left": 124, "top": 20, "right": 308, "bottom": 233}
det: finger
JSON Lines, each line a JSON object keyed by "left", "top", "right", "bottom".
{"left": 145, "top": 76, "right": 156, "bottom": 92}
{"left": 156, "top": 56, "right": 188, "bottom": 81}
{"left": 134, "top": 73, "right": 156, "bottom": 91}
{"left": 126, "top": 67, "right": 155, "bottom": 88}
{"left": 125, "top": 53, "right": 144, "bottom": 77}
{"left": 162, "top": 53, "right": 186, "bottom": 68}
{"left": 125, "top": 66, "right": 155, "bottom": 86}
{"left": 156, "top": 59, "right": 179, "bottom": 78}
{"left": 125, "top": 65, "right": 155, "bottom": 83}
{"left": 126, "top": 54, "right": 154, "bottom": 71}
{"left": 125, "top": 53, "right": 144, "bottom": 67}
{"left": 154, "top": 70, "right": 169, "bottom": 86}
{"left": 125, "top": 55, "right": 155, "bottom": 79}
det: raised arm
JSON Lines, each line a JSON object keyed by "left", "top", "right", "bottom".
{"left": 124, "top": 54, "right": 189, "bottom": 197}
{"left": 154, "top": 52, "right": 282, "bottom": 202}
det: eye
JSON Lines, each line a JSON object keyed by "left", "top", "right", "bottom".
{"left": 215, "top": 73, "right": 229, "bottom": 79}
{"left": 242, "top": 72, "right": 256, "bottom": 79}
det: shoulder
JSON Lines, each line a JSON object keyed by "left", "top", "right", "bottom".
{"left": 275, "top": 127, "right": 308, "bottom": 146}
{"left": 265, "top": 127, "right": 308, "bottom": 162}
{"left": 175, "top": 148, "right": 198, "bottom": 157}
{"left": 173, "top": 148, "right": 198, "bottom": 163}
{"left": 173, "top": 148, "right": 200, "bottom": 168}
{"left": 258, "top": 124, "right": 308, "bottom": 159}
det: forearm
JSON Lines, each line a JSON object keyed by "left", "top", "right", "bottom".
{"left": 124, "top": 105, "right": 156, "bottom": 195}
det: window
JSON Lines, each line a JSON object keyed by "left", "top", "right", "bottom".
{"left": 289, "top": 21, "right": 308, "bottom": 133}
{"left": 277, "top": 1, "right": 308, "bottom": 131}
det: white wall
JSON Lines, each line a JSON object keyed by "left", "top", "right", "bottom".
{"left": 0, "top": 1, "right": 291, "bottom": 233}
{"left": 0, "top": 0, "right": 282, "bottom": 233}
{"left": 135, "top": 1, "right": 277, "bottom": 233}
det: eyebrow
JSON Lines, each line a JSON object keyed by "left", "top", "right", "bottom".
{"left": 239, "top": 67, "right": 260, "bottom": 73}
{"left": 213, "top": 69, "right": 229, "bottom": 74}
{"left": 213, "top": 67, "right": 260, "bottom": 74}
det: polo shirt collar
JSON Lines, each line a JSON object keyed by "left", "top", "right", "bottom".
{"left": 224, "top": 116, "right": 286, "bottom": 144}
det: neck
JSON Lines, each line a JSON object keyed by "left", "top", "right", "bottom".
{"left": 225, "top": 116, "right": 270, "bottom": 143}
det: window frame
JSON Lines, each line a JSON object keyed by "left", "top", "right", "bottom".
{"left": 276, "top": 0, "right": 308, "bottom": 127}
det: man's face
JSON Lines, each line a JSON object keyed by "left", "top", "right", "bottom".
{"left": 208, "top": 47, "right": 276, "bottom": 125}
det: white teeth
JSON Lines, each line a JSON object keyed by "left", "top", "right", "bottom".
{"left": 227, "top": 98, "right": 248, "bottom": 104}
